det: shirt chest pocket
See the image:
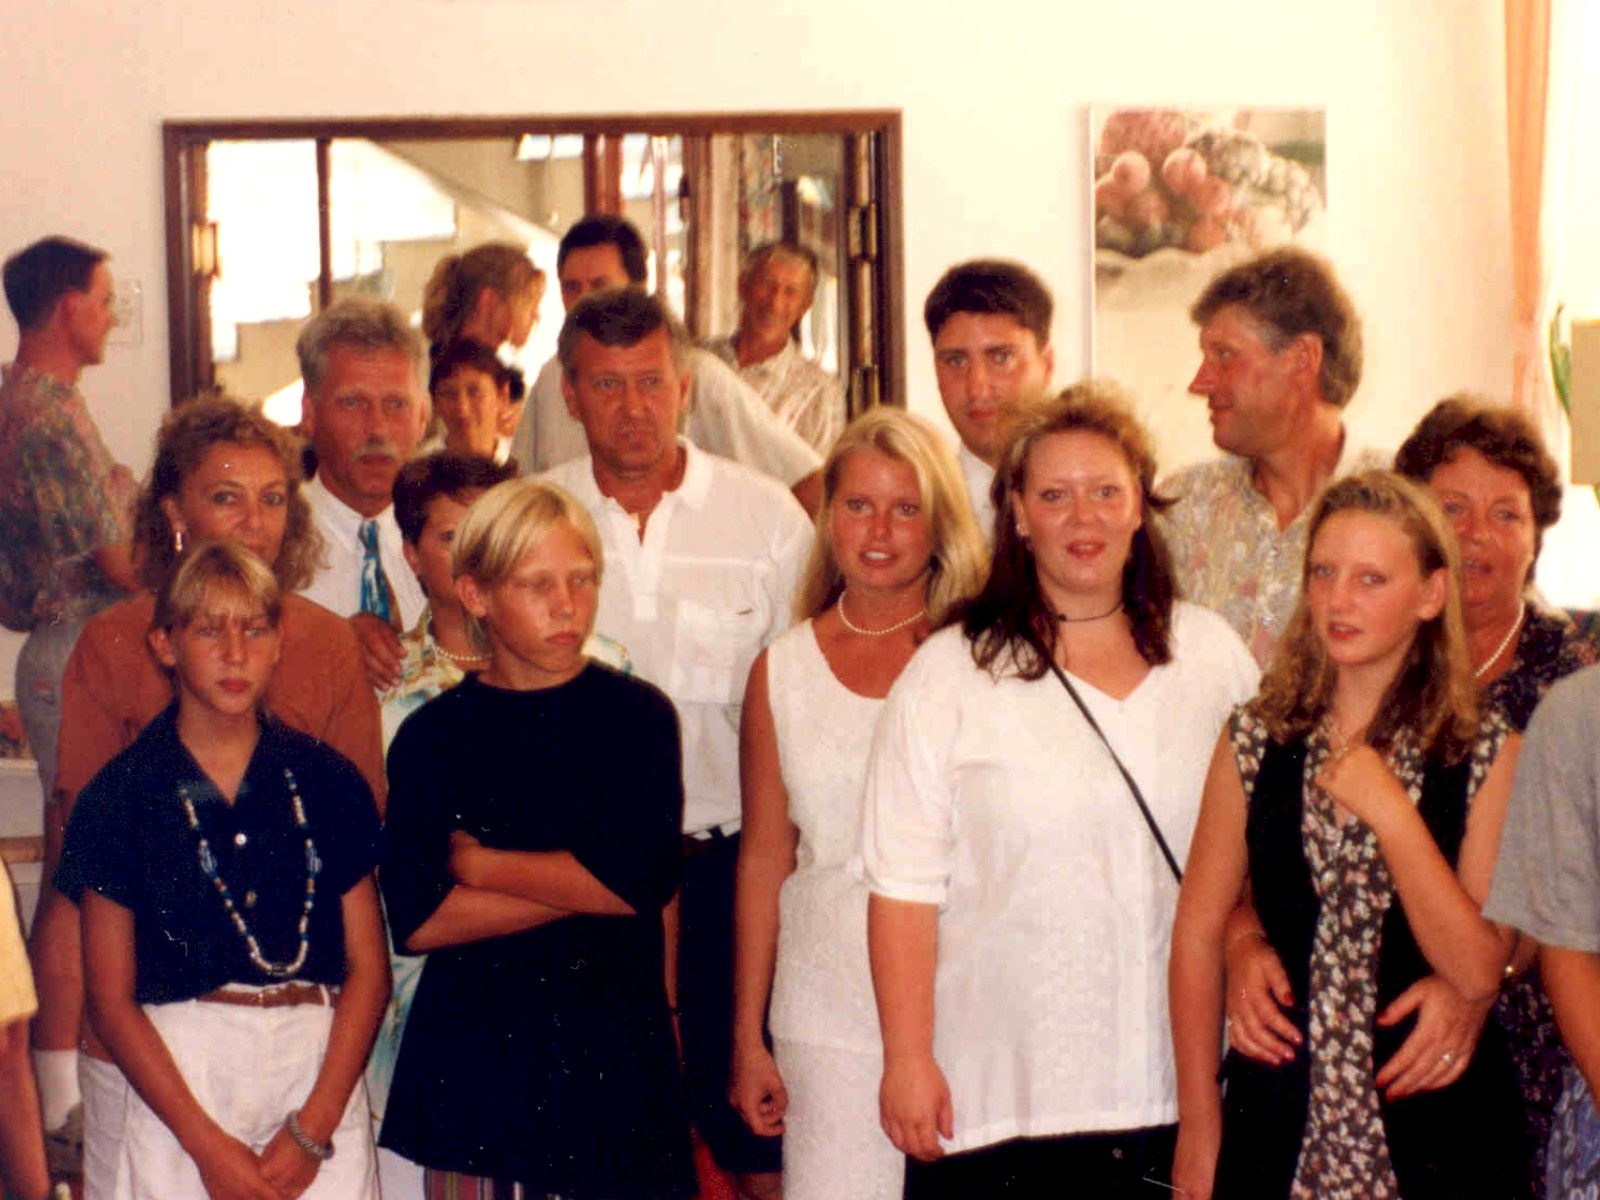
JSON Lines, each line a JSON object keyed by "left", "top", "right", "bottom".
{"left": 671, "top": 595, "right": 769, "bottom": 706}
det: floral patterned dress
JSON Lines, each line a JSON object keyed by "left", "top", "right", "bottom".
{"left": 1220, "top": 706, "right": 1520, "bottom": 1200}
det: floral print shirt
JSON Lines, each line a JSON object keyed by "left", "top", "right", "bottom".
{"left": 1160, "top": 442, "right": 1390, "bottom": 667}
{"left": 1231, "top": 706, "right": 1509, "bottom": 1200}
{"left": 0, "top": 364, "right": 134, "bottom": 629}
{"left": 707, "top": 335, "right": 845, "bottom": 455}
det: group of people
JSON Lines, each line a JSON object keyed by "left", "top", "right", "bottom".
{"left": 1, "top": 216, "right": 1598, "bottom": 1200}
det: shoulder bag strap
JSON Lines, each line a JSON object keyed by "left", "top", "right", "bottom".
{"left": 1045, "top": 658, "right": 1184, "bottom": 884}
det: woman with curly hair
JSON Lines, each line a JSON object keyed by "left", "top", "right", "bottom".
{"left": 864, "top": 383, "right": 1256, "bottom": 1197}
{"left": 1172, "top": 470, "right": 1529, "bottom": 1200}
{"left": 36, "top": 395, "right": 382, "bottom": 1198}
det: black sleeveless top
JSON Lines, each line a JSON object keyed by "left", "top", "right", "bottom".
{"left": 1213, "top": 734, "right": 1530, "bottom": 1200}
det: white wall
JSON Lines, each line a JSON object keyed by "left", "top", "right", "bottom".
{"left": 0, "top": 0, "right": 1514, "bottom": 681}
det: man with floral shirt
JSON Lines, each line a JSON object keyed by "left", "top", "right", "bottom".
{"left": 1160, "top": 247, "right": 1385, "bottom": 667}
{"left": 0, "top": 235, "right": 138, "bottom": 1170}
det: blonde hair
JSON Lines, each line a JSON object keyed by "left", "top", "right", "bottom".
{"left": 422, "top": 243, "right": 544, "bottom": 347}
{"left": 153, "top": 540, "right": 282, "bottom": 634}
{"left": 1251, "top": 470, "right": 1477, "bottom": 762}
{"left": 795, "top": 408, "right": 986, "bottom": 625}
{"left": 451, "top": 478, "right": 604, "bottom": 648}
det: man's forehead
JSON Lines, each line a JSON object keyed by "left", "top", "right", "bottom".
{"left": 575, "top": 328, "right": 675, "bottom": 370}
{"left": 559, "top": 243, "right": 629, "bottom": 283}
{"left": 313, "top": 345, "right": 419, "bottom": 398}
{"left": 1199, "top": 305, "right": 1279, "bottom": 351}
{"left": 933, "top": 311, "right": 1042, "bottom": 351}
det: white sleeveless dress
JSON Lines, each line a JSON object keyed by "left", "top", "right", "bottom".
{"left": 767, "top": 620, "right": 904, "bottom": 1200}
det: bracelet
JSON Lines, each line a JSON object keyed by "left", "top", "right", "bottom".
{"left": 1226, "top": 926, "right": 1268, "bottom": 953}
{"left": 284, "top": 1110, "right": 335, "bottom": 1162}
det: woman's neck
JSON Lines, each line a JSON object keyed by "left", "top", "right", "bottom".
{"left": 429, "top": 602, "right": 483, "bottom": 662}
{"left": 1326, "top": 667, "right": 1394, "bottom": 743}
{"left": 836, "top": 576, "right": 928, "bottom": 631}
{"left": 1463, "top": 597, "right": 1525, "bottom": 674}
{"left": 176, "top": 701, "right": 261, "bottom": 802}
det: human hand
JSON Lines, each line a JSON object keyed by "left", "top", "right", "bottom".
{"left": 1315, "top": 746, "right": 1408, "bottom": 830}
{"left": 258, "top": 1125, "right": 320, "bottom": 1197}
{"left": 1224, "top": 930, "right": 1301, "bottom": 1065}
{"left": 728, "top": 1042, "right": 788, "bottom": 1136}
{"left": 448, "top": 830, "right": 485, "bottom": 887}
{"left": 191, "top": 1129, "right": 278, "bottom": 1200}
{"left": 349, "top": 613, "right": 404, "bottom": 691}
{"left": 1374, "top": 975, "right": 1491, "bottom": 1099}
{"left": 879, "top": 1055, "right": 952, "bottom": 1162}
{"left": 1171, "top": 1120, "right": 1221, "bottom": 1200}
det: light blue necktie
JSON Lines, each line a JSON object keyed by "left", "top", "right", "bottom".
{"left": 358, "top": 519, "right": 395, "bottom": 626}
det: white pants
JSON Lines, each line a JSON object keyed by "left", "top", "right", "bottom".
{"left": 80, "top": 1054, "right": 127, "bottom": 1200}
{"left": 115, "top": 997, "right": 376, "bottom": 1199}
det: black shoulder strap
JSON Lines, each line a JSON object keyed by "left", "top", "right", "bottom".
{"left": 1045, "top": 658, "right": 1184, "bottom": 883}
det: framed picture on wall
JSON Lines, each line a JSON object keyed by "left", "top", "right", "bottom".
{"left": 1089, "top": 106, "right": 1326, "bottom": 473}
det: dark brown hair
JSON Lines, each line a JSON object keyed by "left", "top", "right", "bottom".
{"left": 962, "top": 380, "right": 1175, "bottom": 680}
{"left": 923, "top": 259, "right": 1053, "bottom": 347}
{"left": 1394, "top": 392, "right": 1563, "bottom": 571}
{"left": 1190, "top": 247, "right": 1362, "bottom": 408}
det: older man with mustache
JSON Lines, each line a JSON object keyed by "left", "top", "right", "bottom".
{"left": 297, "top": 297, "right": 430, "bottom": 689}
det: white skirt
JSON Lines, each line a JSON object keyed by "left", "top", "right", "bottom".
{"left": 115, "top": 994, "right": 376, "bottom": 1200}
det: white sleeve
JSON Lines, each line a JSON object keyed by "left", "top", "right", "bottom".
{"left": 766, "top": 500, "right": 814, "bottom": 646}
{"left": 860, "top": 643, "right": 961, "bottom": 906}
{"left": 517, "top": 357, "right": 594, "bottom": 473}
{"left": 684, "top": 349, "right": 823, "bottom": 487}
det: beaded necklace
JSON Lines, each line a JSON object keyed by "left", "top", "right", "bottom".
{"left": 179, "top": 767, "right": 321, "bottom": 979}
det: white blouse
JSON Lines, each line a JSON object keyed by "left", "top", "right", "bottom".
{"left": 860, "top": 603, "right": 1258, "bottom": 1153}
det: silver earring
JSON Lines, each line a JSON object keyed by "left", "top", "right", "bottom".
{"left": 174, "top": 528, "right": 186, "bottom": 555}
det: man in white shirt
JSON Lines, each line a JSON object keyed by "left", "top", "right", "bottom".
{"left": 294, "top": 297, "right": 430, "bottom": 689}
{"left": 512, "top": 214, "right": 824, "bottom": 515}
{"left": 924, "top": 260, "right": 1056, "bottom": 538}
{"left": 543, "top": 288, "right": 811, "bottom": 1200}
{"left": 706, "top": 239, "right": 845, "bottom": 454}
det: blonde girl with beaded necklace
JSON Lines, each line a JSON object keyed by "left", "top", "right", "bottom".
{"left": 54, "top": 542, "right": 388, "bottom": 1200}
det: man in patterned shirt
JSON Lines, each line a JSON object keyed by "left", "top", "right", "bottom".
{"left": 0, "top": 236, "right": 138, "bottom": 1170}
{"left": 707, "top": 240, "right": 845, "bottom": 454}
{"left": 1160, "top": 247, "right": 1385, "bottom": 666}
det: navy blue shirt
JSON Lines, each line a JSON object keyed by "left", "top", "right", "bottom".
{"left": 55, "top": 705, "right": 381, "bottom": 1004}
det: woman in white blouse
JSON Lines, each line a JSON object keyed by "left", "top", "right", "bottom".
{"left": 862, "top": 382, "right": 1258, "bottom": 1198}
{"left": 729, "top": 408, "right": 987, "bottom": 1200}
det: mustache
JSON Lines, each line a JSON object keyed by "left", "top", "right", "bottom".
{"left": 356, "top": 440, "right": 400, "bottom": 459}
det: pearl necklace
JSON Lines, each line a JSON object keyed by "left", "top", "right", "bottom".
{"left": 836, "top": 591, "right": 925, "bottom": 637}
{"left": 1473, "top": 601, "right": 1525, "bottom": 680}
{"left": 434, "top": 641, "right": 490, "bottom": 667}
{"left": 180, "top": 767, "right": 321, "bottom": 980}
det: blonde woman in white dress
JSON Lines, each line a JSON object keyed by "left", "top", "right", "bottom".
{"left": 729, "top": 408, "right": 987, "bottom": 1200}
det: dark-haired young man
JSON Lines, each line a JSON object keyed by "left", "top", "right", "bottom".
{"left": 511, "top": 215, "right": 823, "bottom": 515}
{"left": 2, "top": 236, "right": 139, "bottom": 1170}
{"left": 923, "top": 260, "right": 1055, "bottom": 538}
{"left": 1161, "top": 246, "right": 1384, "bottom": 666}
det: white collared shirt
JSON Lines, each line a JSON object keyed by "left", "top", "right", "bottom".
{"left": 958, "top": 444, "right": 998, "bottom": 543}
{"left": 299, "top": 475, "right": 427, "bottom": 630}
{"left": 543, "top": 440, "right": 813, "bottom": 834}
{"left": 514, "top": 348, "right": 822, "bottom": 486}
{"left": 706, "top": 334, "right": 846, "bottom": 454}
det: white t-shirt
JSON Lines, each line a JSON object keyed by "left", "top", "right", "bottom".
{"left": 299, "top": 475, "right": 427, "bottom": 630}
{"left": 514, "top": 347, "right": 822, "bottom": 486}
{"left": 543, "top": 440, "right": 813, "bottom": 834}
{"left": 861, "top": 604, "right": 1258, "bottom": 1152}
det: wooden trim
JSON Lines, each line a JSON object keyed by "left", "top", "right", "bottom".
{"left": 162, "top": 110, "right": 901, "bottom": 145}
{"left": 877, "top": 114, "right": 907, "bottom": 410}
{"left": 315, "top": 138, "right": 333, "bottom": 309}
{"left": 161, "top": 110, "right": 904, "bottom": 407}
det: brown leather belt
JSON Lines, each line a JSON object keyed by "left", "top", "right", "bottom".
{"left": 196, "top": 983, "right": 337, "bottom": 1009}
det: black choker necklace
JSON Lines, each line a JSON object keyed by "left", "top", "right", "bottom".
{"left": 1054, "top": 600, "right": 1123, "bottom": 624}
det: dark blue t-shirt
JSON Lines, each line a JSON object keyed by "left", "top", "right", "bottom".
{"left": 55, "top": 704, "right": 381, "bottom": 1004}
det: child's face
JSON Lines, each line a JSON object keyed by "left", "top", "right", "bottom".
{"left": 402, "top": 490, "right": 482, "bottom": 612}
{"left": 457, "top": 522, "right": 598, "bottom": 690}
{"left": 150, "top": 594, "right": 282, "bottom": 719}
